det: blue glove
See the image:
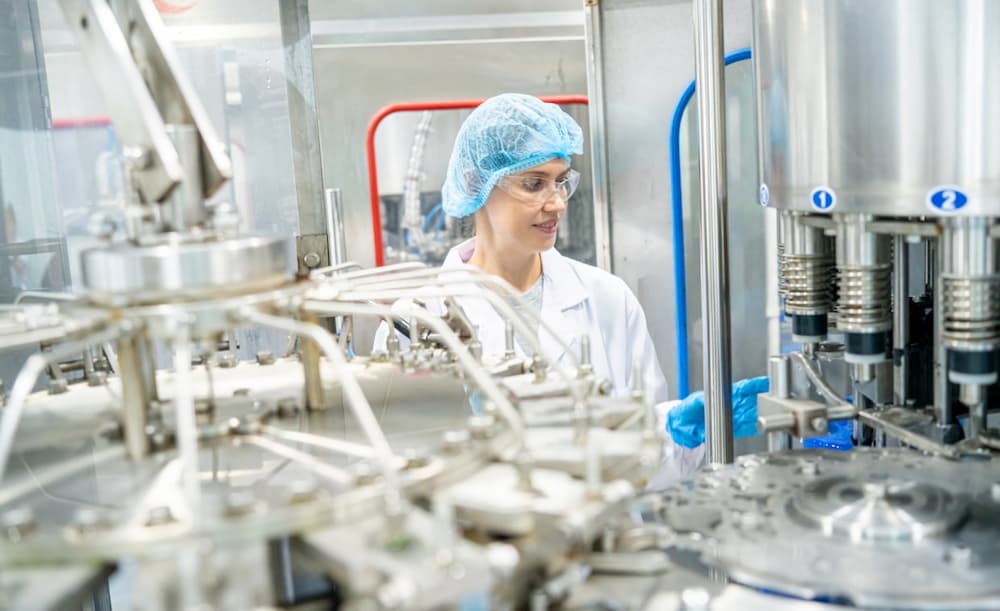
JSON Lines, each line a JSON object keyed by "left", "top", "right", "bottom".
{"left": 667, "top": 376, "right": 769, "bottom": 449}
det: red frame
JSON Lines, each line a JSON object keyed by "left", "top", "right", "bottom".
{"left": 365, "top": 95, "right": 588, "bottom": 266}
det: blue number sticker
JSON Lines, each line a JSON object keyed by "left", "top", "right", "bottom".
{"left": 810, "top": 186, "right": 836, "bottom": 212}
{"left": 758, "top": 184, "right": 770, "bottom": 207}
{"left": 927, "top": 186, "right": 968, "bottom": 214}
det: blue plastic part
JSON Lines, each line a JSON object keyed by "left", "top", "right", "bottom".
{"left": 802, "top": 419, "right": 855, "bottom": 451}
{"left": 670, "top": 47, "right": 752, "bottom": 398}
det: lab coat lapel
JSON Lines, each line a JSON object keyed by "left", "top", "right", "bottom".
{"left": 538, "top": 248, "right": 589, "bottom": 365}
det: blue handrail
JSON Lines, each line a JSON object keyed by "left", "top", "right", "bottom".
{"left": 670, "top": 47, "right": 752, "bottom": 398}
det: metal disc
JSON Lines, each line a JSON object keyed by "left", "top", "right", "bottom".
{"left": 81, "top": 235, "right": 294, "bottom": 305}
{"left": 654, "top": 449, "right": 1000, "bottom": 610}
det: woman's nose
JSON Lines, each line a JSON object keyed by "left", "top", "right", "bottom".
{"left": 543, "top": 190, "right": 569, "bottom": 212}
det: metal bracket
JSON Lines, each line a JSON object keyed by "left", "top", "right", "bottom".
{"left": 295, "top": 234, "right": 331, "bottom": 275}
{"left": 59, "top": 0, "right": 231, "bottom": 203}
{"left": 866, "top": 219, "right": 940, "bottom": 239}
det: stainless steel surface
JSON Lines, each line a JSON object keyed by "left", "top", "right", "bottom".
{"left": 325, "top": 188, "right": 348, "bottom": 266}
{"left": 80, "top": 235, "right": 294, "bottom": 304}
{"left": 583, "top": 0, "right": 612, "bottom": 272}
{"left": 940, "top": 218, "right": 1000, "bottom": 351}
{"left": 780, "top": 212, "right": 834, "bottom": 320}
{"left": 654, "top": 449, "right": 1000, "bottom": 609}
{"left": 755, "top": 0, "right": 1000, "bottom": 217}
{"left": 692, "top": 0, "right": 734, "bottom": 463}
{"left": 767, "top": 355, "right": 789, "bottom": 399}
{"left": 163, "top": 124, "right": 207, "bottom": 231}
{"left": 280, "top": 0, "right": 327, "bottom": 237}
{"left": 835, "top": 214, "right": 892, "bottom": 336}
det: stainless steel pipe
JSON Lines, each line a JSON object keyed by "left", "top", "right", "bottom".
{"left": 692, "top": 0, "right": 734, "bottom": 464}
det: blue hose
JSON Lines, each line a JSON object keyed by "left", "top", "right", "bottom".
{"left": 670, "top": 47, "right": 752, "bottom": 398}
{"left": 422, "top": 202, "right": 446, "bottom": 233}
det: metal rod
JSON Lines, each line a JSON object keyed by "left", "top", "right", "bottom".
{"left": 172, "top": 322, "right": 201, "bottom": 518}
{"left": 692, "top": 0, "right": 733, "bottom": 463}
{"left": 893, "top": 235, "right": 909, "bottom": 405}
{"left": 236, "top": 309, "right": 401, "bottom": 508}
{"left": 303, "top": 300, "right": 527, "bottom": 455}
{"left": 324, "top": 188, "right": 348, "bottom": 266}
{"left": 583, "top": 0, "right": 613, "bottom": 271}
{"left": 247, "top": 436, "right": 353, "bottom": 485}
{"left": 300, "top": 312, "right": 326, "bottom": 411}
{"left": 932, "top": 237, "right": 950, "bottom": 424}
{"left": 261, "top": 425, "right": 376, "bottom": 459}
{"left": 117, "top": 336, "right": 153, "bottom": 460}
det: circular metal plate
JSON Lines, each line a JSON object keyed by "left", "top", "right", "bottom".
{"left": 653, "top": 449, "right": 1000, "bottom": 610}
{"left": 81, "top": 235, "right": 294, "bottom": 305}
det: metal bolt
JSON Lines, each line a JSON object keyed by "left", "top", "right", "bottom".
{"left": 145, "top": 506, "right": 175, "bottom": 527}
{"left": 810, "top": 417, "right": 828, "bottom": 434}
{"left": 87, "top": 371, "right": 108, "bottom": 387}
{"left": 799, "top": 461, "right": 820, "bottom": 476}
{"left": 680, "top": 587, "right": 711, "bottom": 611}
{"left": 403, "top": 449, "right": 431, "bottom": 470}
{"left": 2, "top": 508, "right": 36, "bottom": 541}
{"left": 276, "top": 397, "right": 301, "bottom": 417}
{"left": 303, "top": 252, "right": 321, "bottom": 268}
{"left": 67, "top": 508, "right": 106, "bottom": 537}
{"left": 442, "top": 430, "right": 470, "bottom": 453}
{"left": 256, "top": 350, "right": 275, "bottom": 366}
{"left": 224, "top": 490, "right": 257, "bottom": 517}
{"left": 218, "top": 353, "right": 238, "bottom": 369}
{"left": 230, "top": 414, "right": 262, "bottom": 435}
{"left": 351, "top": 462, "right": 379, "bottom": 485}
{"left": 946, "top": 545, "right": 973, "bottom": 568}
{"left": 287, "top": 479, "right": 318, "bottom": 503}
{"left": 48, "top": 378, "right": 68, "bottom": 395}
{"left": 468, "top": 415, "right": 497, "bottom": 440}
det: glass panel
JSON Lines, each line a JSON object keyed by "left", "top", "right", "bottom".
{"left": 373, "top": 104, "right": 596, "bottom": 267}
{"left": 680, "top": 59, "right": 767, "bottom": 388}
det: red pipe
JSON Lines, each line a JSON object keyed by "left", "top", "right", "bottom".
{"left": 51, "top": 116, "right": 112, "bottom": 129}
{"left": 365, "top": 95, "right": 588, "bottom": 266}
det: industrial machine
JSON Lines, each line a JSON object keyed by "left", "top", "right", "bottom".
{"left": 642, "top": 0, "right": 1000, "bottom": 608}
{"left": 1, "top": 0, "right": 999, "bottom": 610}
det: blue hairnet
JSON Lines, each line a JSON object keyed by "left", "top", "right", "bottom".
{"left": 441, "top": 93, "right": 584, "bottom": 218}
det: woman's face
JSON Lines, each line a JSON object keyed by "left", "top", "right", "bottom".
{"left": 476, "top": 158, "right": 571, "bottom": 255}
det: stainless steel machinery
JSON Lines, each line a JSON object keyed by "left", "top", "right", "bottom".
{"left": 638, "top": 1, "right": 1000, "bottom": 608}
{"left": 3, "top": 1, "right": 1000, "bottom": 610}
{"left": 0, "top": 1, "right": 665, "bottom": 609}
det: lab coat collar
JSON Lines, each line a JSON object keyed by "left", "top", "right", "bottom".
{"left": 442, "top": 238, "right": 588, "bottom": 313}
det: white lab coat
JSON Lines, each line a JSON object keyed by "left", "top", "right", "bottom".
{"left": 373, "top": 238, "right": 704, "bottom": 485}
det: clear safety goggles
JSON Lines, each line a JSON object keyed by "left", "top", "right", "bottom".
{"left": 495, "top": 168, "right": 581, "bottom": 205}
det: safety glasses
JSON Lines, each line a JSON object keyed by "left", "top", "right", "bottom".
{"left": 495, "top": 168, "right": 581, "bottom": 206}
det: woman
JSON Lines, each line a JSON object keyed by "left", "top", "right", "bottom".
{"left": 375, "top": 94, "right": 759, "bottom": 482}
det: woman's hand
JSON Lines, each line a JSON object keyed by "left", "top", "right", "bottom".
{"left": 666, "top": 376, "right": 769, "bottom": 448}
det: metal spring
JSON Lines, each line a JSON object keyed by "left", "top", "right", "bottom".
{"left": 780, "top": 253, "right": 834, "bottom": 315}
{"left": 836, "top": 265, "right": 892, "bottom": 332}
{"left": 941, "top": 275, "right": 1000, "bottom": 348}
